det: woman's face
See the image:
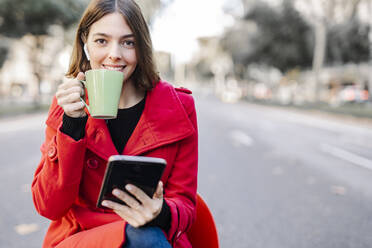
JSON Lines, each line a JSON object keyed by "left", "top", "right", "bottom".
{"left": 86, "top": 12, "right": 137, "bottom": 83}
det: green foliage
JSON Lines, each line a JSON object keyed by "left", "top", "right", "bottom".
{"left": 327, "top": 19, "right": 370, "bottom": 64}
{"left": 221, "top": 25, "right": 252, "bottom": 66}
{"left": 0, "top": 46, "right": 8, "bottom": 67}
{"left": 222, "top": 0, "right": 371, "bottom": 74}
{"left": 0, "top": 0, "right": 87, "bottom": 37}
{"left": 243, "top": 1, "right": 313, "bottom": 72}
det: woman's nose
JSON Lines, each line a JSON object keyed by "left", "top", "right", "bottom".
{"left": 108, "top": 44, "right": 122, "bottom": 61}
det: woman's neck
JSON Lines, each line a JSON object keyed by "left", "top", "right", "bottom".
{"left": 118, "top": 80, "right": 145, "bottom": 109}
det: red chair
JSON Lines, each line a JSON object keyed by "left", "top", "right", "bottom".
{"left": 187, "top": 194, "right": 219, "bottom": 248}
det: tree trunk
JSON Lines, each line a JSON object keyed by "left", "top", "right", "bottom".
{"left": 312, "top": 20, "right": 327, "bottom": 102}
{"left": 29, "top": 35, "right": 45, "bottom": 107}
{"left": 349, "top": 0, "right": 361, "bottom": 19}
{"left": 368, "top": 0, "right": 372, "bottom": 99}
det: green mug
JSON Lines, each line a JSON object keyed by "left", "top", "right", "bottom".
{"left": 80, "top": 69, "right": 124, "bottom": 119}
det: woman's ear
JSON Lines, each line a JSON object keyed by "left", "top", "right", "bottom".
{"left": 84, "top": 44, "right": 91, "bottom": 61}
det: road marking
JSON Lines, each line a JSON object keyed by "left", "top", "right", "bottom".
{"left": 14, "top": 223, "right": 39, "bottom": 235}
{"left": 230, "top": 130, "right": 254, "bottom": 147}
{"left": 321, "top": 143, "right": 372, "bottom": 171}
{"left": 331, "top": 185, "right": 347, "bottom": 195}
{"left": 21, "top": 184, "right": 31, "bottom": 193}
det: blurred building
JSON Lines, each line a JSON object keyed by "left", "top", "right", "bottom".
{"left": 154, "top": 51, "right": 173, "bottom": 81}
{"left": 0, "top": 26, "right": 70, "bottom": 103}
{"left": 0, "top": 35, "right": 36, "bottom": 99}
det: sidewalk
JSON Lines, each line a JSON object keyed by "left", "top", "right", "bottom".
{"left": 0, "top": 97, "right": 50, "bottom": 119}
{"left": 249, "top": 101, "right": 372, "bottom": 129}
{"left": 192, "top": 85, "right": 372, "bottom": 128}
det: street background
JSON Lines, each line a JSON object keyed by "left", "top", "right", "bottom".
{"left": 1, "top": 90, "right": 372, "bottom": 247}
{"left": 0, "top": 0, "right": 372, "bottom": 247}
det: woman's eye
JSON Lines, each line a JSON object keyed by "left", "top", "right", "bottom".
{"left": 122, "top": 40, "right": 135, "bottom": 48}
{"left": 95, "top": 39, "right": 107, "bottom": 45}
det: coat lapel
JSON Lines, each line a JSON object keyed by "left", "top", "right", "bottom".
{"left": 85, "top": 118, "right": 118, "bottom": 160}
{"left": 124, "top": 81, "right": 195, "bottom": 156}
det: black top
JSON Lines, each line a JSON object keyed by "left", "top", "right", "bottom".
{"left": 60, "top": 97, "right": 170, "bottom": 231}
{"left": 107, "top": 97, "right": 145, "bottom": 154}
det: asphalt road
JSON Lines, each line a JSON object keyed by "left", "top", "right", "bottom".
{"left": 1, "top": 92, "right": 372, "bottom": 248}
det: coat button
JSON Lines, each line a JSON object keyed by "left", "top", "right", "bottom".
{"left": 87, "top": 158, "right": 99, "bottom": 169}
{"left": 47, "top": 146, "right": 57, "bottom": 158}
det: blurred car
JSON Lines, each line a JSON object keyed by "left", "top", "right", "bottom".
{"left": 337, "top": 85, "right": 369, "bottom": 103}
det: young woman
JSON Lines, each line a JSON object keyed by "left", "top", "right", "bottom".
{"left": 31, "top": 0, "right": 198, "bottom": 247}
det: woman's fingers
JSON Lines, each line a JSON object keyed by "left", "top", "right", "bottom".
{"left": 64, "top": 101, "right": 85, "bottom": 113}
{"left": 56, "top": 74, "right": 87, "bottom": 118}
{"left": 102, "top": 200, "right": 145, "bottom": 227}
{"left": 57, "top": 92, "right": 82, "bottom": 106}
{"left": 59, "top": 78, "right": 82, "bottom": 91}
{"left": 106, "top": 185, "right": 164, "bottom": 227}
{"left": 112, "top": 189, "right": 141, "bottom": 210}
{"left": 56, "top": 87, "right": 83, "bottom": 102}
{"left": 125, "top": 184, "right": 151, "bottom": 206}
{"left": 111, "top": 188, "right": 154, "bottom": 220}
{"left": 62, "top": 86, "right": 84, "bottom": 97}
{"left": 153, "top": 181, "right": 163, "bottom": 199}
{"left": 126, "top": 184, "right": 163, "bottom": 218}
{"left": 76, "top": 72, "right": 85, "bottom": 81}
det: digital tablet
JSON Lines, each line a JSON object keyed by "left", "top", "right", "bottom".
{"left": 96, "top": 155, "right": 166, "bottom": 208}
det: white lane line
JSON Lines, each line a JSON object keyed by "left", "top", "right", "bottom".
{"left": 21, "top": 184, "right": 31, "bottom": 193}
{"left": 230, "top": 130, "right": 254, "bottom": 147}
{"left": 14, "top": 223, "right": 39, "bottom": 235}
{"left": 321, "top": 143, "right": 372, "bottom": 171}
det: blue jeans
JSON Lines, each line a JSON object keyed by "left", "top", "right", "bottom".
{"left": 123, "top": 224, "right": 172, "bottom": 248}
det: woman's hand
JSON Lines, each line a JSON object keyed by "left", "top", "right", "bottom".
{"left": 102, "top": 181, "right": 164, "bottom": 228}
{"left": 56, "top": 72, "right": 87, "bottom": 118}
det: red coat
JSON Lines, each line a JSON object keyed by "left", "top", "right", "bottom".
{"left": 32, "top": 81, "right": 198, "bottom": 248}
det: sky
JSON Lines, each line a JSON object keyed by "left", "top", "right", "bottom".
{"left": 151, "top": 0, "right": 235, "bottom": 63}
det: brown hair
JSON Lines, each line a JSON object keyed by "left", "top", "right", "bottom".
{"left": 66, "top": 0, "right": 160, "bottom": 90}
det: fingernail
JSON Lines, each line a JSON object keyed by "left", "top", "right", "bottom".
{"left": 126, "top": 185, "right": 132, "bottom": 191}
{"left": 113, "top": 189, "right": 120, "bottom": 196}
{"left": 102, "top": 201, "right": 108, "bottom": 207}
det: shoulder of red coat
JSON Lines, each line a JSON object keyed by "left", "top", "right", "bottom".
{"left": 175, "top": 86, "right": 192, "bottom": 94}
{"left": 174, "top": 86, "right": 195, "bottom": 115}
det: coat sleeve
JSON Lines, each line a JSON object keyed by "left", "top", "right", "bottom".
{"left": 164, "top": 91, "right": 198, "bottom": 244}
{"left": 31, "top": 97, "right": 87, "bottom": 220}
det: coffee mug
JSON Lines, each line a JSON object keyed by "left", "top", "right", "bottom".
{"left": 80, "top": 69, "right": 124, "bottom": 119}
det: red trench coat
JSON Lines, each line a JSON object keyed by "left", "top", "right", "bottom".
{"left": 32, "top": 81, "right": 198, "bottom": 248}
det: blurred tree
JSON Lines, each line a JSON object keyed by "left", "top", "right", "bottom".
{"left": 136, "top": 0, "right": 161, "bottom": 26}
{"left": 0, "top": 0, "right": 88, "bottom": 104}
{"left": 220, "top": 21, "right": 253, "bottom": 75}
{"left": 222, "top": 1, "right": 313, "bottom": 74}
{"left": 294, "top": 0, "right": 366, "bottom": 100}
{"left": 0, "top": 0, "right": 87, "bottom": 37}
{"left": 327, "top": 20, "right": 370, "bottom": 64}
{"left": 223, "top": 0, "right": 370, "bottom": 100}
{"left": 0, "top": 39, "right": 9, "bottom": 68}
{"left": 247, "top": 1, "right": 313, "bottom": 72}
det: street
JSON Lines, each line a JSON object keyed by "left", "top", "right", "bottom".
{"left": 1, "top": 92, "right": 372, "bottom": 248}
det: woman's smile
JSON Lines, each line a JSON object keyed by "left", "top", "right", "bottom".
{"left": 102, "top": 64, "right": 127, "bottom": 72}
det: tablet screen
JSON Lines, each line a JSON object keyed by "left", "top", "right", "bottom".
{"left": 96, "top": 155, "right": 166, "bottom": 208}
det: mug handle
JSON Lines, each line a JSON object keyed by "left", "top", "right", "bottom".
{"left": 79, "top": 80, "right": 90, "bottom": 113}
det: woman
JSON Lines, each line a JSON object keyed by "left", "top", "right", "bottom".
{"left": 31, "top": 0, "right": 198, "bottom": 247}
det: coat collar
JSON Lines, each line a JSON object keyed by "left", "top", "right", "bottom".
{"left": 84, "top": 81, "right": 195, "bottom": 160}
